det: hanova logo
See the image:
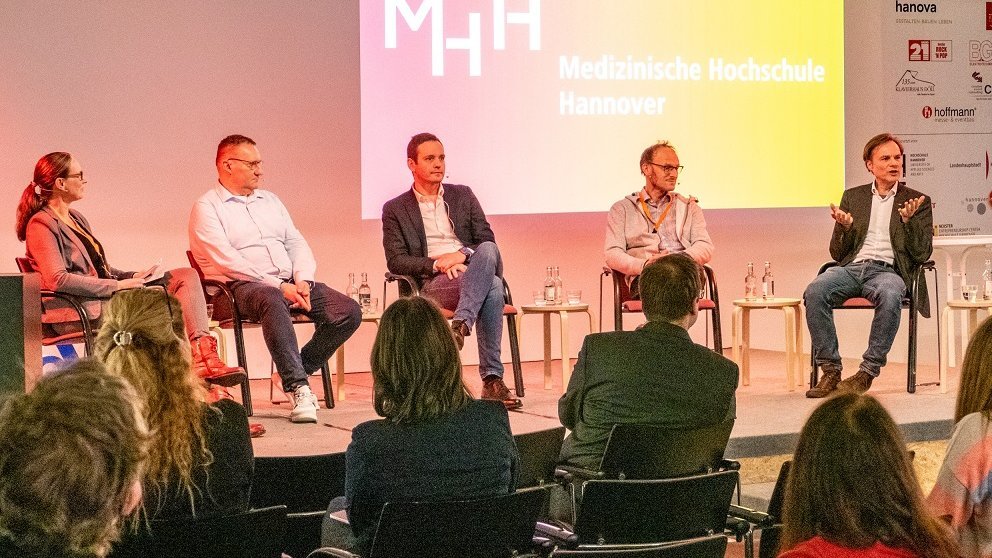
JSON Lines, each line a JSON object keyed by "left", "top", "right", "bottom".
{"left": 384, "top": 0, "right": 542, "bottom": 77}
{"left": 895, "top": 0, "right": 937, "bottom": 12}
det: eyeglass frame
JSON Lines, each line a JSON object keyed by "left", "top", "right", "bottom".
{"left": 63, "top": 171, "right": 85, "bottom": 181}
{"left": 647, "top": 163, "right": 684, "bottom": 175}
{"left": 226, "top": 158, "right": 263, "bottom": 171}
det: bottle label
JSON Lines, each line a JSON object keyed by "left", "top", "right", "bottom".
{"left": 545, "top": 286, "right": 556, "bottom": 302}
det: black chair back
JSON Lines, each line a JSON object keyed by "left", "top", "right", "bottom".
{"left": 551, "top": 534, "right": 728, "bottom": 557}
{"left": 109, "top": 505, "right": 287, "bottom": 558}
{"left": 515, "top": 426, "right": 566, "bottom": 488}
{"left": 367, "top": 487, "right": 548, "bottom": 558}
{"left": 574, "top": 470, "right": 738, "bottom": 546}
{"left": 599, "top": 421, "right": 733, "bottom": 479}
{"left": 250, "top": 452, "right": 347, "bottom": 512}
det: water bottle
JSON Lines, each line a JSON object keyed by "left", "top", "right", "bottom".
{"left": 762, "top": 262, "right": 775, "bottom": 299}
{"left": 359, "top": 272, "right": 371, "bottom": 311}
{"left": 552, "top": 266, "right": 564, "bottom": 305}
{"left": 744, "top": 262, "right": 758, "bottom": 301}
{"left": 984, "top": 259, "right": 992, "bottom": 300}
{"left": 544, "top": 267, "right": 556, "bottom": 303}
{"left": 346, "top": 273, "right": 360, "bottom": 304}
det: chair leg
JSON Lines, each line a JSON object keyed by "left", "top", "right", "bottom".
{"left": 710, "top": 305, "right": 723, "bottom": 355}
{"left": 320, "top": 361, "right": 335, "bottom": 409}
{"left": 809, "top": 353, "right": 819, "bottom": 388}
{"left": 506, "top": 313, "right": 525, "bottom": 397}
{"left": 907, "top": 310, "right": 918, "bottom": 394}
{"left": 233, "top": 321, "right": 253, "bottom": 416}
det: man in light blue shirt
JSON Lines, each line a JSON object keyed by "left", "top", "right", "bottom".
{"left": 189, "top": 134, "right": 361, "bottom": 423}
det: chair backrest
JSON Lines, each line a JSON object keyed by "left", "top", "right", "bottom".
{"left": 15, "top": 257, "right": 34, "bottom": 273}
{"left": 550, "top": 534, "right": 728, "bottom": 558}
{"left": 574, "top": 470, "right": 738, "bottom": 546}
{"left": 250, "top": 452, "right": 347, "bottom": 512}
{"left": 599, "top": 421, "right": 734, "bottom": 479}
{"left": 367, "top": 487, "right": 548, "bottom": 558}
{"left": 108, "top": 505, "right": 288, "bottom": 558}
{"left": 514, "top": 426, "right": 566, "bottom": 488}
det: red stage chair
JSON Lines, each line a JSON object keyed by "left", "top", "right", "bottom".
{"left": 808, "top": 260, "right": 938, "bottom": 393}
{"left": 385, "top": 272, "right": 525, "bottom": 397}
{"left": 600, "top": 265, "right": 723, "bottom": 354}
{"left": 186, "top": 251, "right": 334, "bottom": 416}
{"left": 16, "top": 257, "right": 98, "bottom": 357}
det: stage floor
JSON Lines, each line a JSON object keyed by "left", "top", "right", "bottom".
{"left": 249, "top": 348, "right": 957, "bottom": 460}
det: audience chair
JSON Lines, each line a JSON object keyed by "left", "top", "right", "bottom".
{"left": 15, "top": 257, "right": 98, "bottom": 357}
{"left": 186, "top": 251, "right": 335, "bottom": 415}
{"left": 108, "top": 505, "right": 287, "bottom": 558}
{"left": 549, "top": 534, "right": 728, "bottom": 558}
{"left": 316, "top": 487, "right": 549, "bottom": 558}
{"left": 249, "top": 452, "right": 347, "bottom": 558}
{"left": 515, "top": 426, "right": 567, "bottom": 489}
{"left": 537, "top": 469, "right": 739, "bottom": 551}
{"left": 755, "top": 460, "right": 790, "bottom": 558}
{"left": 808, "top": 260, "right": 938, "bottom": 393}
{"left": 385, "top": 272, "right": 525, "bottom": 397}
{"left": 600, "top": 266, "right": 722, "bottom": 354}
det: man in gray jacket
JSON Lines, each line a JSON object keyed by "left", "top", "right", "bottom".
{"left": 605, "top": 140, "right": 714, "bottom": 297}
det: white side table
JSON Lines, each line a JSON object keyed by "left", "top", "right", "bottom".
{"left": 731, "top": 298, "right": 803, "bottom": 391}
{"left": 940, "top": 299, "right": 992, "bottom": 393}
{"left": 518, "top": 303, "right": 596, "bottom": 390}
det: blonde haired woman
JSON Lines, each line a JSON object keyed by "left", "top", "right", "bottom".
{"left": 94, "top": 288, "right": 253, "bottom": 519}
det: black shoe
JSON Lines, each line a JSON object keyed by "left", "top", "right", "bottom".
{"left": 805, "top": 368, "right": 842, "bottom": 398}
{"left": 451, "top": 320, "right": 469, "bottom": 350}
{"left": 837, "top": 370, "right": 874, "bottom": 394}
{"left": 481, "top": 376, "right": 523, "bottom": 410}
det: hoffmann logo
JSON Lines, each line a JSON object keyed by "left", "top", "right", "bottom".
{"left": 922, "top": 106, "right": 933, "bottom": 118}
{"left": 384, "top": 0, "right": 542, "bottom": 77}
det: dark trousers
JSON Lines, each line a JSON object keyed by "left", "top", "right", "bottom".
{"left": 214, "top": 281, "right": 361, "bottom": 391}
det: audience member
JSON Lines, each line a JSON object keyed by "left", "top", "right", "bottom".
{"left": 15, "top": 151, "right": 244, "bottom": 388}
{"left": 927, "top": 317, "right": 992, "bottom": 557}
{"left": 382, "top": 132, "right": 520, "bottom": 409}
{"left": 778, "top": 393, "right": 956, "bottom": 558}
{"left": 189, "top": 134, "right": 361, "bottom": 423}
{"left": 558, "top": 254, "right": 738, "bottom": 470}
{"left": 0, "top": 359, "right": 149, "bottom": 558}
{"left": 604, "top": 140, "right": 713, "bottom": 298}
{"left": 94, "top": 288, "right": 253, "bottom": 520}
{"left": 322, "top": 296, "right": 518, "bottom": 553}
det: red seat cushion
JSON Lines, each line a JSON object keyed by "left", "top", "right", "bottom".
{"left": 840, "top": 297, "right": 874, "bottom": 308}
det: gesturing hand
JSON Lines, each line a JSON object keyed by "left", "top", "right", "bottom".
{"left": 830, "top": 204, "right": 853, "bottom": 229}
{"left": 898, "top": 196, "right": 926, "bottom": 223}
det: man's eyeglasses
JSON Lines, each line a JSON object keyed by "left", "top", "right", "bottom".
{"left": 64, "top": 171, "right": 84, "bottom": 181}
{"left": 648, "top": 163, "right": 683, "bottom": 175}
{"left": 227, "top": 158, "right": 263, "bottom": 171}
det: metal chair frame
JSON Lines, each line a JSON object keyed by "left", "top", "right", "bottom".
{"left": 16, "top": 257, "right": 97, "bottom": 356}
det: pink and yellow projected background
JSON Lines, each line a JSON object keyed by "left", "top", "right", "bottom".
{"left": 360, "top": 0, "right": 845, "bottom": 217}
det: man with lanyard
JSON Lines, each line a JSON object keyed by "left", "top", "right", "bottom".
{"left": 381, "top": 132, "right": 521, "bottom": 410}
{"left": 804, "top": 132, "right": 932, "bottom": 398}
{"left": 605, "top": 140, "right": 714, "bottom": 297}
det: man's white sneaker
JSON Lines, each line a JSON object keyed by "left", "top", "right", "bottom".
{"left": 290, "top": 385, "right": 319, "bottom": 423}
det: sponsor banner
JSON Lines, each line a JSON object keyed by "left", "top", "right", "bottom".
{"left": 887, "top": 1, "right": 992, "bottom": 235}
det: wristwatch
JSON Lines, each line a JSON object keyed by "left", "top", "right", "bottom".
{"left": 459, "top": 246, "right": 474, "bottom": 263}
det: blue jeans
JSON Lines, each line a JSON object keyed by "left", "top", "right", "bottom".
{"left": 803, "top": 261, "right": 906, "bottom": 377}
{"left": 218, "top": 281, "right": 362, "bottom": 391}
{"left": 422, "top": 241, "right": 505, "bottom": 379}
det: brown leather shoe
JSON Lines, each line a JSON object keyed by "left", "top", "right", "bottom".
{"left": 451, "top": 320, "right": 470, "bottom": 350}
{"left": 192, "top": 336, "right": 247, "bottom": 387}
{"left": 837, "top": 370, "right": 875, "bottom": 394}
{"left": 481, "top": 376, "right": 523, "bottom": 410}
{"left": 805, "top": 368, "right": 842, "bottom": 398}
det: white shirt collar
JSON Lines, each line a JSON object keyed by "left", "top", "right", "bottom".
{"left": 412, "top": 183, "right": 445, "bottom": 203}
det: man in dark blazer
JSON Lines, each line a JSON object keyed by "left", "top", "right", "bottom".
{"left": 804, "top": 132, "right": 933, "bottom": 398}
{"left": 557, "top": 254, "right": 739, "bottom": 469}
{"left": 381, "top": 132, "right": 520, "bottom": 409}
